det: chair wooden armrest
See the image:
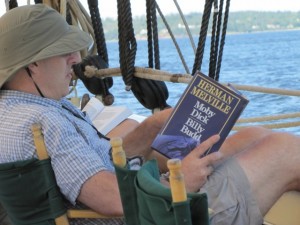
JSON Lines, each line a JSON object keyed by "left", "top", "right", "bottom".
{"left": 67, "top": 209, "right": 120, "bottom": 219}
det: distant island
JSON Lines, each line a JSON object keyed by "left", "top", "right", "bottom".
{"left": 102, "top": 11, "right": 300, "bottom": 41}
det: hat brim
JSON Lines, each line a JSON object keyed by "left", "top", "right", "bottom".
{"left": 0, "top": 26, "right": 92, "bottom": 88}
{"left": 31, "top": 26, "right": 92, "bottom": 63}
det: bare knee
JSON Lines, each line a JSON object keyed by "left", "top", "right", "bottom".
{"left": 261, "top": 132, "right": 300, "bottom": 191}
{"left": 261, "top": 131, "right": 298, "bottom": 155}
{"left": 236, "top": 126, "right": 272, "bottom": 137}
{"left": 220, "top": 126, "right": 272, "bottom": 156}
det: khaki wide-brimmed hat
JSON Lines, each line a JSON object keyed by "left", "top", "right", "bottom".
{"left": 0, "top": 4, "right": 92, "bottom": 88}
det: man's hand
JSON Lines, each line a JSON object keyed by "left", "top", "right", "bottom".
{"left": 182, "top": 135, "right": 224, "bottom": 193}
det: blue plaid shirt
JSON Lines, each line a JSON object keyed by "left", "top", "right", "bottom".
{"left": 0, "top": 90, "right": 124, "bottom": 225}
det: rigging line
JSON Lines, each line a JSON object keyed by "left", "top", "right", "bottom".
{"left": 216, "top": 0, "right": 231, "bottom": 79}
{"left": 208, "top": 0, "right": 219, "bottom": 79}
{"left": 172, "top": 0, "right": 196, "bottom": 54}
{"left": 88, "top": 0, "right": 108, "bottom": 63}
{"left": 72, "top": 0, "right": 97, "bottom": 55}
{"left": 156, "top": 3, "right": 190, "bottom": 74}
{"left": 146, "top": 0, "right": 154, "bottom": 68}
{"left": 68, "top": 0, "right": 91, "bottom": 56}
{"left": 84, "top": 66, "right": 300, "bottom": 96}
{"left": 192, "top": 0, "right": 214, "bottom": 75}
{"left": 233, "top": 121, "right": 300, "bottom": 131}
{"left": 151, "top": 0, "right": 160, "bottom": 69}
{"left": 212, "top": 0, "right": 224, "bottom": 80}
{"left": 117, "top": 0, "right": 137, "bottom": 89}
{"left": 237, "top": 112, "right": 300, "bottom": 123}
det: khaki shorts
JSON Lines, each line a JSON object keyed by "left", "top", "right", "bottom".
{"left": 199, "top": 158, "right": 263, "bottom": 225}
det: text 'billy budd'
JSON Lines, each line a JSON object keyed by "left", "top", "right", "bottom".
{"left": 179, "top": 101, "right": 216, "bottom": 141}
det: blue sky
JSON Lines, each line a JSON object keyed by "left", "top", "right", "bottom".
{"left": 1, "top": 0, "right": 299, "bottom": 17}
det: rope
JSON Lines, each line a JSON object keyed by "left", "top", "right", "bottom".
{"left": 84, "top": 66, "right": 192, "bottom": 83}
{"left": 87, "top": 0, "right": 114, "bottom": 105}
{"left": 172, "top": 0, "right": 196, "bottom": 54}
{"left": 192, "top": 0, "right": 214, "bottom": 75}
{"left": 208, "top": 0, "right": 219, "bottom": 79}
{"left": 234, "top": 121, "right": 300, "bottom": 131}
{"left": 8, "top": 0, "right": 18, "bottom": 9}
{"left": 146, "top": 0, "right": 154, "bottom": 69}
{"left": 83, "top": 66, "right": 300, "bottom": 96}
{"left": 238, "top": 112, "right": 300, "bottom": 123}
{"left": 87, "top": 0, "right": 108, "bottom": 63}
{"left": 234, "top": 112, "right": 300, "bottom": 130}
{"left": 117, "top": 0, "right": 137, "bottom": 90}
{"left": 64, "top": 0, "right": 97, "bottom": 56}
{"left": 207, "top": 0, "right": 231, "bottom": 81}
{"left": 192, "top": 0, "right": 230, "bottom": 80}
{"left": 156, "top": 3, "right": 190, "bottom": 73}
{"left": 146, "top": 0, "right": 160, "bottom": 69}
{"left": 216, "top": 0, "right": 230, "bottom": 80}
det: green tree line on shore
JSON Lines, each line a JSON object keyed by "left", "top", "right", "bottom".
{"left": 102, "top": 11, "right": 300, "bottom": 41}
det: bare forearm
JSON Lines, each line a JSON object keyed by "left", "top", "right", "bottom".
{"left": 122, "top": 108, "right": 172, "bottom": 159}
{"left": 122, "top": 116, "right": 161, "bottom": 158}
{"left": 78, "top": 171, "right": 123, "bottom": 216}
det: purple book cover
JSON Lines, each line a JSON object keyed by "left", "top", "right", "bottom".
{"left": 151, "top": 71, "right": 249, "bottom": 159}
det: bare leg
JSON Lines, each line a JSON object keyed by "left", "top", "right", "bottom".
{"left": 107, "top": 119, "right": 139, "bottom": 138}
{"left": 234, "top": 131, "right": 300, "bottom": 215}
{"left": 219, "top": 126, "right": 273, "bottom": 158}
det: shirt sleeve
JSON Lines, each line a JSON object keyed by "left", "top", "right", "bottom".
{"left": 40, "top": 109, "right": 113, "bottom": 205}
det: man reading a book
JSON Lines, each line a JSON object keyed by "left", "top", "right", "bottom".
{"left": 1, "top": 4, "right": 300, "bottom": 225}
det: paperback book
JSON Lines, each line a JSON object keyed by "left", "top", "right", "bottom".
{"left": 151, "top": 71, "right": 249, "bottom": 159}
{"left": 82, "top": 97, "right": 133, "bottom": 135}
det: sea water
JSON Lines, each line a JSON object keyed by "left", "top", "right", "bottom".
{"left": 72, "top": 30, "right": 300, "bottom": 134}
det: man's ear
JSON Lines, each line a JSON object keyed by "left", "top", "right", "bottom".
{"left": 27, "top": 62, "right": 38, "bottom": 72}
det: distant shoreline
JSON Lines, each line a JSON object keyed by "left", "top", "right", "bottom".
{"left": 105, "top": 28, "right": 300, "bottom": 42}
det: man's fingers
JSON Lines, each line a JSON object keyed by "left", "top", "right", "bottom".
{"left": 194, "top": 134, "right": 220, "bottom": 157}
{"left": 207, "top": 165, "right": 214, "bottom": 176}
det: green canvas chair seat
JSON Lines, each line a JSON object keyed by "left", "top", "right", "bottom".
{"left": 114, "top": 159, "right": 210, "bottom": 225}
{"left": 0, "top": 158, "right": 66, "bottom": 225}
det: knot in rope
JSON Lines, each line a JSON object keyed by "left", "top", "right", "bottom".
{"left": 73, "top": 55, "right": 114, "bottom": 106}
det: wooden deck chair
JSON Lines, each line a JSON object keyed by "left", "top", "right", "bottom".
{"left": 110, "top": 137, "right": 209, "bottom": 225}
{"left": 0, "top": 123, "right": 115, "bottom": 225}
